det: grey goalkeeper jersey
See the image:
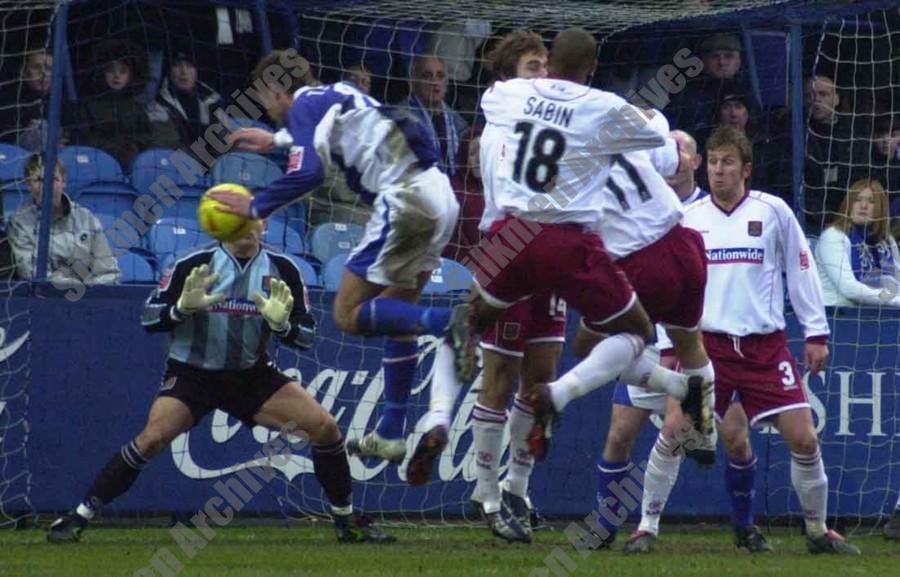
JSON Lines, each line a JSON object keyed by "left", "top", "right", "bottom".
{"left": 141, "top": 242, "right": 315, "bottom": 371}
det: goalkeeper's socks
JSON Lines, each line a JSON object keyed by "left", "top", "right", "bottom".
{"left": 725, "top": 455, "right": 757, "bottom": 529}
{"left": 376, "top": 340, "right": 418, "bottom": 439}
{"left": 312, "top": 439, "right": 353, "bottom": 510}
{"left": 595, "top": 458, "right": 633, "bottom": 539}
{"left": 355, "top": 298, "right": 452, "bottom": 337}
{"left": 82, "top": 440, "right": 149, "bottom": 513}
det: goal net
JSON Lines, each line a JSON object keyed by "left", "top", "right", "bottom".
{"left": 2, "top": 0, "right": 898, "bottom": 536}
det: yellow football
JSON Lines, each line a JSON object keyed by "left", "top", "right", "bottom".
{"left": 198, "top": 183, "right": 254, "bottom": 242}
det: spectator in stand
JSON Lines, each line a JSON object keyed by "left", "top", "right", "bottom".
{"left": 399, "top": 55, "right": 468, "bottom": 175}
{"left": 713, "top": 91, "right": 792, "bottom": 203}
{"left": 443, "top": 125, "right": 483, "bottom": 263}
{"left": 9, "top": 154, "right": 119, "bottom": 284}
{"left": 853, "top": 117, "right": 900, "bottom": 204}
{"left": 343, "top": 64, "right": 372, "bottom": 95}
{"left": 0, "top": 47, "right": 73, "bottom": 151}
{"left": 667, "top": 33, "right": 748, "bottom": 141}
{"left": 156, "top": 49, "right": 223, "bottom": 149}
{"left": 804, "top": 74, "right": 857, "bottom": 232}
{"left": 815, "top": 179, "right": 900, "bottom": 307}
{"left": 76, "top": 40, "right": 177, "bottom": 167}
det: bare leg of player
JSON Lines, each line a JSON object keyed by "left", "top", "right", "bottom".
{"left": 255, "top": 383, "right": 395, "bottom": 543}
{"left": 592, "top": 403, "right": 652, "bottom": 550}
{"left": 48, "top": 397, "right": 195, "bottom": 543}
{"left": 773, "top": 408, "right": 859, "bottom": 555}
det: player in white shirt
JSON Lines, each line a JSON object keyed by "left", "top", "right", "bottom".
{"left": 564, "top": 130, "right": 718, "bottom": 552}
{"left": 407, "top": 28, "right": 705, "bottom": 489}
{"left": 680, "top": 125, "right": 858, "bottom": 554}
{"left": 459, "top": 30, "right": 558, "bottom": 544}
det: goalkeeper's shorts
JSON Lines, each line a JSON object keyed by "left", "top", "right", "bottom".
{"left": 157, "top": 358, "right": 292, "bottom": 427}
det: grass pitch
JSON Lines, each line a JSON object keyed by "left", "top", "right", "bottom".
{"left": 2, "top": 523, "right": 899, "bottom": 577}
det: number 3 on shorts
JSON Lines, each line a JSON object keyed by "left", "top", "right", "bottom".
{"left": 779, "top": 360, "right": 796, "bottom": 388}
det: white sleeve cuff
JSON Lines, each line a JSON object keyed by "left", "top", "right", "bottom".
{"left": 273, "top": 129, "right": 293, "bottom": 148}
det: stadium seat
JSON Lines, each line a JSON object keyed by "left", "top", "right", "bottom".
{"left": 423, "top": 258, "right": 473, "bottom": 294}
{"left": 263, "top": 219, "right": 305, "bottom": 254}
{"left": 288, "top": 254, "right": 320, "bottom": 287}
{"left": 1, "top": 182, "right": 31, "bottom": 217}
{"left": 222, "top": 116, "right": 275, "bottom": 132}
{"left": 149, "top": 217, "right": 208, "bottom": 263}
{"left": 322, "top": 254, "right": 348, "bottom": 291}
{"left": 117, "top": 251, "right": 156, "bottom": 284}
{"left": 131, "top": 148, "right": 208, "bottom": 199}
{"left": 73, "top": 184, "right": 139, "bottom": 220}
{"left": 0, "top": 143, "right": 29, "bottom": 183}
{"left": 58, "top": 146, "right": 125, "bottom": 191}
{"left": 309, "top": 222, "right": 364, "bottom": 264}
{"left": 210, "top": 152, "right": 283, "bottom": 189}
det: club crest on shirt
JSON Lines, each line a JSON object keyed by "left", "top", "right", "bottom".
{"left": 799, "top": 250, "right": 810, "bottom": 270}
{"left": 502, "top": 322, "right": 521, "bottom": 341}
{"left": 262, "top": 275, "right": 272, "bottom": 292}
{"left": 287, "top": 147, "right": 304, "bottom": 173}
{"left": 747, "top": 220, "right": 762, "bottom": 237}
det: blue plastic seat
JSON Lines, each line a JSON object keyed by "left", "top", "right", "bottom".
{"left": 149, "top": 217, "right": 207, "bottom": 262}
{"left": 59, "top": 146, "right": 125, "bottom": 191}
{"left": 131, "top": 148, "right": 208, "bottom": 199}
{"left": 263, "top": 219, "right": 305, "bottom": 254}
{"left": 423, "top": 258, "right": 473, "bottom": 294}
{"left": 2, "top": 182, "right": 31, "bottom": 217}
{"left": 288, "top": 254, "right": 320, "bottom": 287}
{"left": 0, "top": 143, "right": 29, "bottom": 183}
{"left": 73, "top": 183, "right": 139, "bottom": 219}
{"left": 210, "top": 152, "right": 283, "bottom": 189}
{"left": 117, "top": 251, "right": 156, "bottom": 284}
{"left": 309, "top": 222, "right": 364, "bottom": 264}
{"left": 322, "top": 254, "right": 348, "bottom": 291}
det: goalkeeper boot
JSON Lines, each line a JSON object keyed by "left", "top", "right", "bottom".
{"left": 734, "top": 525, "right": 774, "bottom": 553}
{"left": 445, "top": 304, "right": 479, "bottom": 383}
{"left": 47, "top": 512, "right": 88, "bottom": 544}
{"left": 884, "top": 509, "right": 900, "bottom": 540}
{"left": 346, "top": 431, "right": 407, "bottom": 464}
{"left": 484, "top": 503, "right": 532, "bottom": 544}
{"left": 681, "top": 375, "right": 712, "bottom": 436}
{"left": 333, "top": 513, "right": 397, "bottom": 544}
{"left": 686, "top": 427, "right": 717, "bottom": 469}
{"left": 622, "top": 529, "right": 657, "bottom": 555}
{"left": 806, "top": 529, "right": 861, "bottom": 555}
{"left": 525, "top": 383, "right": 558, "bottom": 461}
{"left": 406, "top": 425, "right": 449, "bottom": 486}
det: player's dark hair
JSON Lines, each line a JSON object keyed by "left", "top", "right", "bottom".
{"left": 549, "top": 27, "right": 597, "bottom": 78}
{"left": 253, "top": 50, "right": 318, "bottom": 95}
{"left": 705, "top": 125, "right": 753, "bottom": 166}
{"left": 486, "top": 30, "right": 547, "bottom": 81}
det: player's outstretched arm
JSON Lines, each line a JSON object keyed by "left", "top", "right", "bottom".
{"left": 227, "top": 127, "right": 275, "bottom": 153}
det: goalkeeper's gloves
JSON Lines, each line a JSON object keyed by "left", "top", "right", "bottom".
{"left": 254, "top": 278, "right": 294, "bottom": 333}
{"left": 176, "top": 264, "right": 226, "bottom": 314}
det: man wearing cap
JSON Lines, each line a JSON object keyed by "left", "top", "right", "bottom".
{"left": 667, "top": 33, "right": 748, "bottom": 141}
{"left": 157, "top": 50, "right": 223, "bottom": 150}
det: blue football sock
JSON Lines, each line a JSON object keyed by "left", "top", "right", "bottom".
{"left": 355, "top": 298, "right": 452, "bottom": 337}
{"left": 595, "top": 458, "right": 633, "bottom": 540}
{"left": 725, "top": 456, "right": 757, "bottom": 529}
{"left": 376, "top": 339, "right": 418, "bottom": 439}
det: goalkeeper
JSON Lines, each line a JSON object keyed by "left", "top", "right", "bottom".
{"left": 48, "top": 221, "right": 394, "bottom": 544}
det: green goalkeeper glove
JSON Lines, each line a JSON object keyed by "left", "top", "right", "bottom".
{"left": 254, "top": 278, "right": 293, "bottom": 333}
{"left": 176, "top": 264, "right": 226, "bottom": 314}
